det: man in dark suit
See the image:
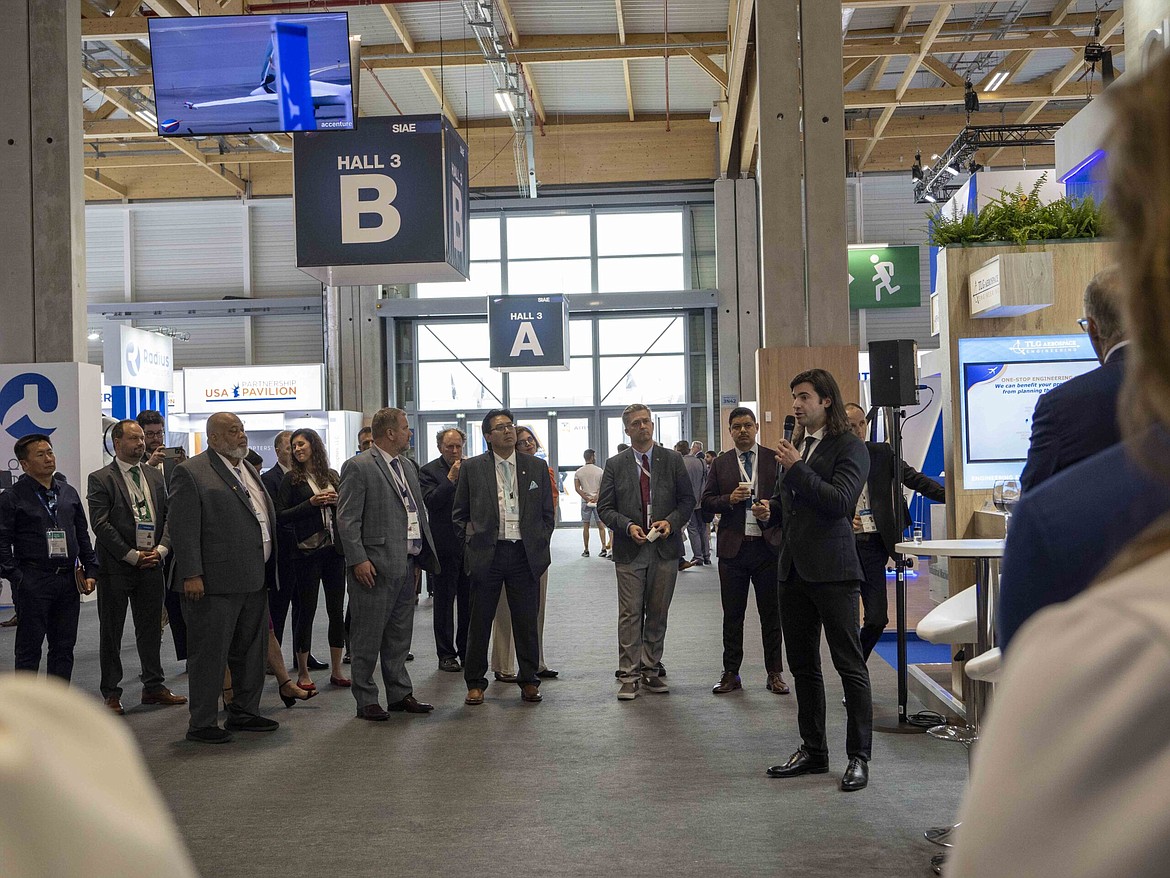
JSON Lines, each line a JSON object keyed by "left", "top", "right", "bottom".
{"left": 169, "top": 412, "right": 279, "bottom": 744}
{"left": 674, "top": 441, "right": 706, "bottom": 568}
{"left": 1021, "top": 266, "right": 1129, "bottom": 491}
{"left": 758, "top": 369, "right": 872, "bottom": 792}
{"left": 87, "top": 420, "right": 187, "bottom": 714}
{"left": 844, "top": 404, "right": 946, "bottom": 661}
{"left": 452, "top": 408, "right": 554, "bottom": 706}
{"left": 597, "top": 404, "right": 696, "bottom": 701}
{"left": 337, "top": 407, "right": 439, "bottom": 720}
{"left": 0, "top": 434, "right": 98, "bottom": 681}
{"left": 418, "top": 427, "right": 470, "bottom": 673}
{"left": 700, "top": 407, "right": 787, "bottom": 696}
{"left": 999, "top": 431, "right": 1170, "bottom": 648}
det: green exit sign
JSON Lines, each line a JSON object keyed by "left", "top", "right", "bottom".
{"left": 848, "top": 245, "right": 922, "bottom": 310}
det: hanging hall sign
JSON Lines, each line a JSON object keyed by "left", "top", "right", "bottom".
{"left": 293, "top": 114, "right": 469, "bottom": 286}
{"left": 488, "top": 295, "right": 570, "bottom": 372}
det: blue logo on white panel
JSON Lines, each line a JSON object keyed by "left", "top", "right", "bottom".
{"left": 0, "top": 373, "right": 60, "bottom": 438}
{"left": 125, "top": 342, "right": 142, "bottom": 378}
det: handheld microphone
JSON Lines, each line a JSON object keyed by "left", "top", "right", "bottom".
{"left": 783, "top": 415, "right": 796, "bottom": 443}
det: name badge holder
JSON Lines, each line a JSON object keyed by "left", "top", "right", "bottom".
{"left": 504, "top": 512, "right": 521, "bottom": 541}
{"left": 406, "top": 511, "right": 421, "bottom": 540}
{"left": 135, "top": 522, "right": 156, "bottom": 550}
{"left": 859, "top": 508, "right": 879, "bottom": 533}
{"left": 47, "top": 530, "right": 68, "bottom": 559}
{"left": 388, "top": 462, "right": 422, "bottom": 541}
{"left": 736, "top": 454, "right": 763, "bottom": 537}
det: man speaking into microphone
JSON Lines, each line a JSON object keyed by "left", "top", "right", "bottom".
{"left": 756, "top": 369, "right": 872, "bottom": 792}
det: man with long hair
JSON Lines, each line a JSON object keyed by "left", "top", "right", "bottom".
{"left": 757, "top": 369, "right": 872, "bottom": 791}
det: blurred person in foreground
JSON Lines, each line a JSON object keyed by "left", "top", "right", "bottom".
{"left": 948, "top": 54, "right": 1170, "bottom": 877}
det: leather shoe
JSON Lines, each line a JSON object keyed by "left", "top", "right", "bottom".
{"left": 494, "top": 671, "right": 518, "bottom": 683}
{"left": 536, "top": 668, "right": 559, "bottom": 679}
{"left": 387, "top": 694, "right": 434, "bottom": 714}
{"left": 766, "top": 672, "right": 790, "bottom": 695}
{"left": 766, "top": 748, "right": 830, "bottom": 778}
{"left": 306, "top": 654, "right": 329, "bottom": 670}
{"left": 141, "top": 688, "right": 187, "bottom": 706}
{"left": 438, "top": 657, "right": 462, "bottom": 672}
{"left": 186, "top": 726, "right": 233, "bottom": 744}
{"left": 465, "top": 688, "right": 485, "bottom": 706}
{"left": 406, "top": 652, "right": 415, "bottom": 662}
{"left": 520, "top": 684, "right": 542, "bottom": 703}
{"left": 840, "top": 757, "right": 869, "bottom": 792}
{"left": 224, "top": 713, "right": 279, "bottom": 732}
{"left": 712, "top": 672, "right": 742, "bottom": 694}
{"left": 356, "top": 704, "right": 390, "bottom": 721}
{"left": 105, "top": 695, "right": 125, "bottom": 715}
{"left": 678, "top": 559, "right": 696, "bottom": 571}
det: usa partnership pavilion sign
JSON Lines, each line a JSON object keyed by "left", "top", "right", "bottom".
{"left": 183, "top": 365, "right": 325, "bottom": 414}
{"left": 293, "top": 114, "right": 470, "bottom": 285}
{"left": 848, "top": 245, "right": 922, "bottom": 310}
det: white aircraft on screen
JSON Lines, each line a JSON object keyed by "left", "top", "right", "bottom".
{"left": 182, "top": 63, "right": 351, "bottom": 113}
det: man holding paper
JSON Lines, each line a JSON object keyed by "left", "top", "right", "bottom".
{"left": 597, "top": 404, "right": 695, "bottom": 701}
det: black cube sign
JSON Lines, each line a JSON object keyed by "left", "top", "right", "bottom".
{"left": 488, "top": 295, "right": 569, "bottom": 372}
{"left": 293, "top": 115, "right": 469, "bottom": 285}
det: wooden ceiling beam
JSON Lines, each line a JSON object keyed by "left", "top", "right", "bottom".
{"left": 420, "top": 69, "right": 460, "bottom": 127}
{"left": 718, "top": 0, "right": 754, "bottom": 175}
{"left": 843, "top": 30, "right": 1121, "bottom": 58}
{"left": 86, "top": 150, "right": 291, "bottom": 169}
{"left": 845, "top": 78, "right": 1092, "bottom": 110}
{"left": 864, "top": 6, "right": 910, "bottom": 92}
{"left": 921, "top": 57, "right": 965, "bottom": 88}
{"left": 496, "top": 0, "right": 521, "bottom": 48}
{"left": 380, "top": 4, "right": 416, "bottom": 53}
{"left": 844, "top": 107, "right": 1078, "bottom": 140}
{"left": 615, "top": 0, "right": 633, "bottom": 120}
{"left": 84, "top": 169, "right": 128, "bottom": 198}
{"left": 848, "top": 11, "right": 1098, "bottom": 40}
{"left": 84, "top": 119, "right": 159, "bottom": 139}
{"left": 844, "top": 58, "right": 875, "bottom": 88}
{"left": 668, "top": 34, "right": 728, "bottom": 89}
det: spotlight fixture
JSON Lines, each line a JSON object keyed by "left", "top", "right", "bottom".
{"left": 911, "top": 151, "right": 924, "bottom": 181}
{"left": 964, "top": 80, "right": 980, "bottom": 114}
{"left": 87, "top": 330, "right": 100, "bottom": 341}
{"left": 967, "top": 160, "right": 984, "bottom": 174}
{"left": 923, "top": 193, "right": 938, "bottom": 203}
{"left": 709, "top": 100, "right": 723, "bottom": 123}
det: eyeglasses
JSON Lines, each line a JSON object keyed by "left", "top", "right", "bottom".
{"left": 516, "top": 436, "right": 536, "bottom": 447}
{"left": 1076, "top": 317, "right": 1089, "bottom": 332}
{"left": 488, "top": 423, "right": 515, "bottom": 434}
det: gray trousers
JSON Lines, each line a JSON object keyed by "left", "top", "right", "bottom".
{"left": 182, "top": 588, "right": 269, "bottom": 732}
{"left": 97, "top": 568, "right": 166, "bottom": 699}
{"left": 685, "top": 511, "right": 711, "bottom": 561}
{"left": 347, "top": 567, "right": 414, "bottom": 710}
{"left": 615, "top": 543, "right": 679, "bottom": 682}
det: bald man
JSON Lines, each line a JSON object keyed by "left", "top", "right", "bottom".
{"left": 169, "top": 412, "right": 279, "bottom": 744}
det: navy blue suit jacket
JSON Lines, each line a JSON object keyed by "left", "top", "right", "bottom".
{"left": 998, "top": 430, "right": 1170, "bottom": 649}
{"left": 1019, "top": 346, "right": 1127, "bottom": 492}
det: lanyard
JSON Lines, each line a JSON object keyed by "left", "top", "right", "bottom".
{"left": 735, "top": 449, "right": 758, "bottom": 494}
{"left": 496, "top": 459, "right": 517, "bottom": 513}
{"left": 35, "top": 487, "right": 60, "bottom": 527}
{"left": 385, "top": 460, "right": 414, "bottom": 512}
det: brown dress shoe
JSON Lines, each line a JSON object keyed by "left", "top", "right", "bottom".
{"left": 767, "top": 672, "right": 790, "bottom": 695}
{"left": 141, "top": 688, "right": 187, "bottom": 706}
{"left": 520, "top": 684, "right": 542, "bottom": 703}
{"left": 105, "top": 695, "right": 125, "bottom": 715}
{"left": 465, "top": 688, "right": 485, "bottom": 706}
{"left": 356, "top": 704, "right": 390, "bottom": 721}
{"left": 712, "top": 672, "right": 743, "bottom": 694}
{"left": 387, "top": 694, "right": 434, "bottom": 714}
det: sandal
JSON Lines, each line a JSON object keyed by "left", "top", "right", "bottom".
{"left": 279, "top": 679, "right": 318, "bottom": 708}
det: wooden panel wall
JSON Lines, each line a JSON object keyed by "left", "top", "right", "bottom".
{"left": 754, "top": 345, "right": 861, "bottom": 449}
{"left": 936, "top": 239, "right": 1117, "bottom": 595}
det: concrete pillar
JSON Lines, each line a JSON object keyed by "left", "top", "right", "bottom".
{"left": 800, "top": 0, "right": 850, "bottom": 347}
{"left": 755, "top": 0, "right": 805, "bottom": 350}
{"left": 0, "top": 0, "right": 87, "bottom": 364}
{"left": 324, "top": 285, "right": 386, "bottom": 417}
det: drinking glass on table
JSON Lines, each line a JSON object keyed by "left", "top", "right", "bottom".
{"left": 992, "top": 479, "right": 1022, "bottom": 534}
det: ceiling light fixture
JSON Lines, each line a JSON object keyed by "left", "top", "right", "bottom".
{"left": 494, "top": 89, "right": 516, "bottom": 114}
{"left": 709, "top": 101, "right": 723, "bottom": 123}
{"left": 983, "top": 70, "right": 1010, "bottom": 92}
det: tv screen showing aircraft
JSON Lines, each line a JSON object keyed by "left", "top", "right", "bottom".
{"left": 148, "top": 12, "right": 353, "bottom": 137}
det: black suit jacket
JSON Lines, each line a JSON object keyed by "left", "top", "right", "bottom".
{"left": 451, "top": 450, "right": 554, "bottom": 580}
{"left": 418, "top": 456, "right": 460, "bottom": 559}
{"left": 86, "top": 460, "right": 171, "bottom": 580}
{"left": 863, "top": 442, "right": 945, "bottom": 556}
{"left": 1020, "top": 346, "right": 1127, "bottom": 492}
{"left": 701, "top": 446, "right": 782, "bottom": 559}
{"left": 275, "top": 470, "right": 340, "bottom": 547}
{"left": 766, "top": 431, "right": 869, "bottom": 583}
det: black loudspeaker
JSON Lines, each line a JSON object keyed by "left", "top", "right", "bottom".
{"left": 869, "top": 339, "right": 919, "bottom": 407}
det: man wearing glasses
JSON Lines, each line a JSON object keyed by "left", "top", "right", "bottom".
{"left": 453, "top": 409, "right": 554, "bottom": 706}
{"left": 1020, "top": 266, "right": 1129, "bottom": 491}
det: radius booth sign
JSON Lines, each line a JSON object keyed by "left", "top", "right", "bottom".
{"left": 293, "top": 114, "right": 470, "bottom": 285}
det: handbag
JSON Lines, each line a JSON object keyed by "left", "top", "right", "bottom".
{"left": 296, "top": 529, "right": 333, "bottom": 553}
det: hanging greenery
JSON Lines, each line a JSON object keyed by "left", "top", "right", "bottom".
{"left": 927, "top": 174, "right": 1106, "bottom": 248}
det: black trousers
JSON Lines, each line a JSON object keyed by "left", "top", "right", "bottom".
{"left": 779, "top": 572, "right": 873, "bottom": 762}
{"left": 432, "top": 562, "right": 470, "bottom": 661}
{"left": 464, "top": 541, "right": 540, "bottom": 691}
{"left": 855, "top": 534, "right": 891, "bottom": 661}
{"left": 291, "top": 548, "right": 346, "bottom": 654}
{"left": 14, "top": 569, "right": 80, "bottom": 681}
{"left": 97, "top": 568, "right": 166, "bottom": 699}
{"left": 267, "top": 547, "right": 299, "bottom": 648}
{"left": 718, "top": 538, "right": 784, "bottom": 674}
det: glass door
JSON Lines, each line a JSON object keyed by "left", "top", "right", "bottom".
{"left": 556, "top": 416, "right": 595, "bottom": 524}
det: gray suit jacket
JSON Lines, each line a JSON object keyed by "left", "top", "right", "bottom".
{"left": 598, "top": 445, "right": 696, "bottom": 565}
{"left": 168, "top": 451, "right": 276, "bottom": 594}
{"left": 336, "top": 447, "right": 438, "bottom": 582}
{"left": 87, "top": 460, "right": 171, "bottom": 581}
{"left": 451, "top": 450, "right": 554, "bottom": 580}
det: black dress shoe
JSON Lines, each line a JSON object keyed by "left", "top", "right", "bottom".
{"left": 307, "top": 655, "right": 329, "bottom": 670}
{"left": 536, "top": 668, "right": 559, "bottom": 679}
{"left": 712, "top": 671, "right": 742, "bottom": 694}
{"left": 766, "top": 748, "right": 830, "bottom": 778}
{"left": 387, "top": 695, "right": 434, "bottom": 714}
{"left": 406, "top": 652, "right": 415, "bottom": 662}
{"left": 357, "top": 704, "right": 390, "bottom": 721}
{"left": 224, "top": 714, "right": 280, "bottom": 732}
{"left": 186, "top": 726, "right": 233, "bottom": 744}
{"left": 438, "top": 657, "right": 462, "bottom": 672}
{"left": 840, "top": 757, "right": 869, "bottom": 792}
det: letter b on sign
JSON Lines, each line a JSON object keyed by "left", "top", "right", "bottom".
{"left": 340, "top": 174, "right": 401, "bottom": 244}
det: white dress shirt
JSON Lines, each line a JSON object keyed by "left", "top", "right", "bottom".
{"left": 493, "top": 451, "right": 519, "bottom": 541}
{"left": 373, "top": 444, "right": 422, "bottom": 555}
{"left": 115, "top": 457, "right": 168, "bottom": 567}
{"left": 217, "top": 452, "right": 272, "bottom": 563}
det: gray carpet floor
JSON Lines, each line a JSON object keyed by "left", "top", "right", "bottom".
{"left": 0, "top": 531, "right": 965, "bottom": 877}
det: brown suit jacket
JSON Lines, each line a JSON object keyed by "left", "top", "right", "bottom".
{"left": 700, "top": 445, "right": 782, "bottom": 560}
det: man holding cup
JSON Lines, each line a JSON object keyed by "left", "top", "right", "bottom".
{"left": 597, "top": 404, "right": 695, "bottom": 701}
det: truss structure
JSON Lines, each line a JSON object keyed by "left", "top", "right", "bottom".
{"left": 913, "top": 123, "right": 1063, "bottom": 204}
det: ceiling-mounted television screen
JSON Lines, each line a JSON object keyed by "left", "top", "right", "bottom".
{"left": 148, "top": 12, "right": 353, "bottom": 137}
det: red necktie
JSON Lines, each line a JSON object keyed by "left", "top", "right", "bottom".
{"left": 639, "top": 453, "right": 651, "bottom": 528}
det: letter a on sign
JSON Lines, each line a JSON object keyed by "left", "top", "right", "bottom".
{"left": 510, "top": 322, "right": 544, "bottom": 357}
{"left": 340, "top": 174, "right": 402, "bottom": 244}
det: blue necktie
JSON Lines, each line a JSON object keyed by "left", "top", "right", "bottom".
{"left": 741, "top": 451, "right": 754, "bottom": 479}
